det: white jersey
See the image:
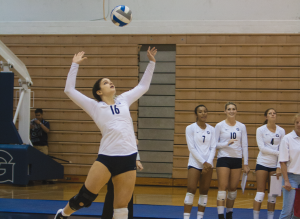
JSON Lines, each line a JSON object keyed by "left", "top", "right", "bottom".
{"left": 185, "top": 123, "right": 216, "bottom": 169}
{"left": 256, "top": 125, "right": 285, "bottom": 168}
{"left": 65, "top": 62, "right": 155, "bottom": 156}
{"left": 279, "top": 130, "right": 300, "bottom": 175}
{"left": 215, "top": 120, "right": 248, "bottom": 165}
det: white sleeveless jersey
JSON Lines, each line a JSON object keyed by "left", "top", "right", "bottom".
{"left": 65, "top": 62, "right": 155, "bottom": 156}
{"left": 256, "top": 125, "right": 285, "bottom": 168}
{"left": 185, "top": 123, "right": 216, "bottom": 169}
{"left": 215, "top": 120, "right": 248, "bottom": 165}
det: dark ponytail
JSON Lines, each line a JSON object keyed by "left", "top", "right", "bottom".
{"left": 92, "top": 78, "right": 103, "bottom": 102}
{"left": 263, "top": 108, "right": 276, "bottom": 125}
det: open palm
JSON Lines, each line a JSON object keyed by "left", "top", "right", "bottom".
{"left": 73, "top": 51, "right": 87, "bottom": 64}
{"left": 147, "top": 47, "right": 158, "bottom": 62}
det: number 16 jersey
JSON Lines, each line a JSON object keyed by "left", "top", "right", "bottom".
{"left": 65, "top": 62, "right": 155, "bottom": 156}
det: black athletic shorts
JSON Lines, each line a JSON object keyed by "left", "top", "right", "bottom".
{"left": 96, "top": 153, "right": 137, "bottom": 177}
{"left": 255, "top": 164, "right": 277, "bottom": 172}
{"left": 188, "top": 165, "right": 202, "bottom": 172}
{"left": 216, "top": 157, "right": 242, "bottom": 169}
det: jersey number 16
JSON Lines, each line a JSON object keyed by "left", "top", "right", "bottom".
{"left": 110, "top": 105, "right": 120, "bottom": 115}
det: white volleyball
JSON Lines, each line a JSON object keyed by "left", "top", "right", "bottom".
{"left": 110, "top": 5, "right": 132, "bottom": 27}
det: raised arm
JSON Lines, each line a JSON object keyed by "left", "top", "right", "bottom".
{"left": 121, "top": 47, "right": 157, "bottom": 106}
{"left": 256, "top": 128, "right": 279, "bottom": 156}
{"left": 186, "top": 126, "right": 206, "bottom": 164}
{"left": 64, "top": 52, "right": 97, "bottom": 118}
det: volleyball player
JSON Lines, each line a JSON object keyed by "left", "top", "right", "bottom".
{"left": 253, "top": 108, "right": 285, "bottom": 219}
{"left": 183, "top": 105, "right": 216, "bottom": 219}
{"left": 54, "top": 47, "right": 157, "bottom": 219}
{"left": 215, "top": 102, "right": 250, "bottom": 219}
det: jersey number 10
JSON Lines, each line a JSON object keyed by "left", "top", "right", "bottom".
{"left": 110, "top": 105, "right": 120, "bottom": 115}
{"left": 230, "top": 132, "right": 237, "bottom": 139}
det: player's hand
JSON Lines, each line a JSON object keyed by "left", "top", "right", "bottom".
{"left": 283, "top": 180, "right": 292, "bottom": 191}
{"left": 243, "top": 165, "right": 250, "bottom": 174}
{"left": 275, "top": 168, "right": 281, "bottom": 180}
{"left": 203, "top": 162, "right": 212, "bottom": 170}
{"left": 147, "top": 47, "right": 157, "bottom": 62}
{"left": 73, "top": 51, "right": 87, "bottom": 64}
{"left": 136, "top": 161, "right": 143, "bottom": 171}
{"left": 228, "top": 139, "right": 238, "bottom": 146}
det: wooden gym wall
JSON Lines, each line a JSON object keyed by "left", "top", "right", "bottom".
{"left": 1, "top": 34, "right": 299, "bottom": 187}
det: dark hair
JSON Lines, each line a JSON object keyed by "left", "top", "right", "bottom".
{"left": 225, "top": 102, "right": 237, "bottom": 110}
{"left": 194, "top": 104, "right": 208, "bottom": 115}
{"left": 92, "top": 78, "right": 103, "bottom": 102}
{"left": 194, "top": 105, "right": 208, "bottom": 121}
{"left": 35, "top": 108, "right": 43, "bottom": 114}
{"left": 263, "top": 108, "right": 276, "bottom": 125}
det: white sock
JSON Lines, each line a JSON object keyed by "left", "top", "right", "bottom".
{"left": 217, "top": 206, "right": 225, "bottom": 215}
{"left": 62, "top": 209, "right": 70, "bottom": 217}
{"left": 267, "top": 211, "right": 274, "bottom": 219}
{"left": 253, "top": 210, "right": 260, "bottom": 219}
{"left": 226, "top": 208, "right": 233, "bottom": 213}
{"left": 197, "top": 211, "right": 204, "bottom": 219}
{"left": 184, "top": 213, "right": 190, "bottom": 219}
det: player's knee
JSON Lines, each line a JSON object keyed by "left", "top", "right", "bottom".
{"left": 217, "top": 191, "right": 226, "bottom": 201}
{"left": 113, "top": 208, "right": 128, "bottom": 219}
{"left": 254, "top": 192, "right": 265, "bottom": 203}
{"left": 227, "top": 190, "right": 237, "bottom": 200}
{"left": 268, "top": 194, "right": 276, "bottom": 204}
{"left": 198, "top": 194, "right": 208, "bottom": 207}
{"left": 69, "top": 184, "right": 98, "bottom": 211}
{"left": 184, "top": 192, "right": 195, "bottom": 205}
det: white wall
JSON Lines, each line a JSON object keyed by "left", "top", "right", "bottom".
{"left": 1, "top": 0, "right": 300, "bottom": 34}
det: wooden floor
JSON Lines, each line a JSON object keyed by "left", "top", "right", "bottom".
{"left": 0, "top": 182, "right": 282, "bottom": 210}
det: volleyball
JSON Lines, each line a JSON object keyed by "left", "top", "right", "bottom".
{"left": 110, "top": 5, "right": 132, "bottom": 27}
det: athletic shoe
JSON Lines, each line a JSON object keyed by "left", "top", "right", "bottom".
{"left": 54, "top": 209, "right": 68, "bottom": 219}
{"left": 226, "top": 212, "right": 233, "bottom": 219}
{"left": 218, "top": 214, "right": 225, "bottom": 219}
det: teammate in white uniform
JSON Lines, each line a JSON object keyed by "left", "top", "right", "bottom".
{"left": 54, "top": 48, "right": 157, "bottom": 219}
{"left": 279, "top": 113, "right": 300, "bottom": 219}
{"left": 183, "top": 105, "right": 216, "bottom": 219}
{"left": 215, "top": 102, "right": 250, "bottom": 219}
{"left": 253, "top": 108, "right": 285, "bottom": 219}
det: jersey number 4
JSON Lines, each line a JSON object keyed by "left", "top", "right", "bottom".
{"left": 270, "top": 138, "right": 274, "bottom": 145}
{"left": 230, "top": 132, "right": 237, "bottom": 139}
{"left": 110, "top": 105, "right": 120, "bottom": 115}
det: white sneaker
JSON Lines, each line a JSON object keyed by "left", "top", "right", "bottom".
{"left": 54, "top": 209, "right": 68, "bottom": 219}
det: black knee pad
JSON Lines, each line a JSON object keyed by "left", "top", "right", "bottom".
{"left": 69, "top": 184, "right": 98, "bottom": 211}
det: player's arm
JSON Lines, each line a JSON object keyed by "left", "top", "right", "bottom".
{"left": 241, "top": 124, "right": 250, "bottom": 173}
{"left": 121, "top": 47, "right": 157, "bottom": 106}
{"left": 256, "top": 128, "right": 279, "bottom": 156}
{"left": 186, "top": 126, "right": 206, "bottom": 164}
{"left": 215, "top": 123, "right": 232, "bottom": 148}
{"left": 64, "top": 52, "right": 97, "bottom": 118}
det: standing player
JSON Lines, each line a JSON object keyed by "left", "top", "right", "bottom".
{"left": 215, "top": 102, "right": 250, "bottom": 219}
{"left": 253, "top": 108, "right": 285, "bottom": 219}
{"left": 183, "top": 105, "right": 216, "bottom": 219}
{"left": 54, "top": 47, "right": 157, "bottom": 219}
{"left": 279, "top": 113, "right": 300, "bottom": 219}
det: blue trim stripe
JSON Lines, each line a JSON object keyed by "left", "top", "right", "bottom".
{"left": 113, "top": 15, "right": 128, "bottom": 27}
{"left": 120, "top": 5, "right": 125, "bottom": 12}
